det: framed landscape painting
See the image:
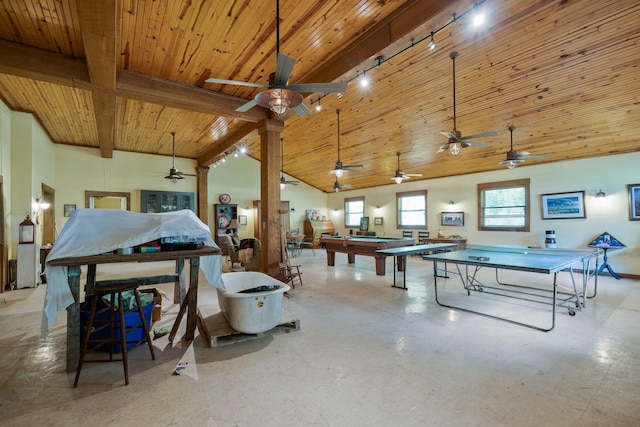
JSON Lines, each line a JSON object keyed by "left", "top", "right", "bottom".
{"left": 628, "top": 183, "right": 640, "bottom": 220}
{"left": 541, "top": 191, "right": 586, "bottom": 220}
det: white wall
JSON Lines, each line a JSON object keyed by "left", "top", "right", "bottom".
{"left": 208, "top": 153, "right": 328, "bottom": 238}
{"left": 327, "top": 152, "right": 640, "bottom": 275}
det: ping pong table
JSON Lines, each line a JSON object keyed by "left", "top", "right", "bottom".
{"left": 376, "top": 243, "right": 457, "bottom": 290}
{"left": 422, "top": 245, "right": 600, "bottom": 332}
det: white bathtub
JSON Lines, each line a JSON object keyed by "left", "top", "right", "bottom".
{"left": 218, "top": 272, "right": 290, "bottom": 334}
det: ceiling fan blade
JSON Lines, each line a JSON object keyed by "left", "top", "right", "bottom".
{"left": 177, "top": 172, "right": 197, "bottom": 177}
{"left": 274, "top": 52, "right": 296, "bottom": 86}
{"left": 204, "top": 77, "right": 268, "bottom": 88}
{"left": 462, "top": 139, "right": 489, "bottom": 148}
{"left": 404, "top": 173, "right": 422, "bottom": 177}
{"left": 440, "top": 131, "right": 455, "bottom": 139}
{"left": 343, "top": 164, "right": 364, "bottom": 169}
{"left": 287, "top": 82, "right": 348, "bottom": 93}
{"left": 436, "top": 145, "right": 447, "bottom": 153}
{"left": 519, "top": 153, "right": 550, "bottom": 159}
{"left": 462, "top": 131, "right": 499, "bottom": 140}
{"left": 291, "top": 102, "right": 312, "bottom": 116}
{"left": 235, "top": 99, "right": 258, "bottom": 112}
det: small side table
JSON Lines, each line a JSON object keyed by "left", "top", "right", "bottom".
{"left": 593, "top": 246, "right": 622, "bottom": 280}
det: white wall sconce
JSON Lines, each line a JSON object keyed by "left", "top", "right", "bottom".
{"left": 595, "top": 189, "right": 606, "bottom": 198}
{"left": 33, "top": 198, "right": 51, "bottom": 224}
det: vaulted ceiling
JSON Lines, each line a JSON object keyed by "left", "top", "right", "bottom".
{"left": 0, "top": 0, "right": 638, "bottom": 193}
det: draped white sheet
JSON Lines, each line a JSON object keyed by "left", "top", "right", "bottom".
{"left": 42, "top": 209, "right": 223, "bottom": 337}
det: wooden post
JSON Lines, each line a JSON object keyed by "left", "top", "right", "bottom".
{"left": 258, "top": 119, "right": 284, "bottom": 276}
{"left": 196, "top": 164, "right": 209, "bottom": 224}
{"left": 66, "top": 265, "right": 82, "bottom": 372}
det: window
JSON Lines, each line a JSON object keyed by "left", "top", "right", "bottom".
{"left": 396, "top": 190, "right": 427, "bottom": 229}
{"left": 344, "top": 196, "right": 364, "bottom": 228}
{"left": 478, "top": 179, "right": 530, "bottom": 231}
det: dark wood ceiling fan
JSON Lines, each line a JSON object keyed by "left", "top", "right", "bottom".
{"left": 437, "top": 52, "right": 498, "bottom": 155}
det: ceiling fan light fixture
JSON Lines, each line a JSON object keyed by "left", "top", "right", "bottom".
{"left": 448, "top": 142, "right": 462, "bottom": 156}
{"left": 506, "top": 160, "right": 518, "bottom": 170}
{"left": 256, "top": 88, "right": 302, "bottom": 116}
{"left": 394, "top": 176, "right": 403, "bottom": 184}
{"left": 334, "top": 168, "right": 344, "bottom": 178}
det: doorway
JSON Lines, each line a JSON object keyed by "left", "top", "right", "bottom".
{"left": 41, "top": 184, "right": 55, "bottom": 245}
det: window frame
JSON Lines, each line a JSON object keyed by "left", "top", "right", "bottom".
{"left": 344, "top": 196, "right": 365, "bottom": 228}
{"left": 396, "top": 190, "right": 428, "bottom": 229}
{"left": 477, "top": 178, "right": 530, "bottom": 232}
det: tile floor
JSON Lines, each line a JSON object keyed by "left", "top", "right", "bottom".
{"left": 0, "top": 249, "right": 639, "bottom": 426}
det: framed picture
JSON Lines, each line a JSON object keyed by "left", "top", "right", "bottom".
{"left": 238, "top": 215, "right": 247, "bottom": 225}
{"left": 374, "top": 217, "right": 383, "bottom": 225}
{"left": 441, "top": 211, "right": 464, "bottom": 226}
{"left": 540, "top": 191, "right": 586, "bottom": 220}
{"left": 628, "top": 183, "right": 640, "bottom": 220}
{"left": 359, "top": 216, "right": 369, "bottom": 231}
{"left": 63, "top": 204, "right": 76, "bottom": 217}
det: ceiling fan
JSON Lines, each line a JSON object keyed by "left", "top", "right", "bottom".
{"left": 205, "top": 0, "right": 347, "bottom": 117}
{"left": 329, "top": 109, "right": 363, "bottom": 177}
{"left": 280, "top": 138, "right": 300, "bottom": 188}
{"left": 437, "top": 52, "right": 498, "bottom": 155}
{"left": 332, "top": 178, "right": 352, "bottom": 193}
{"left": 499, "top": 125, "right": 550, "bottom": 169}
{"left": 391, "top": 152, "right": 422, "bottom": 184}
{"left": 165, "top": 132, "right": 196, "bottom": 183}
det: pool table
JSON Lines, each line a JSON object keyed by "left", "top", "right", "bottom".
{"left": 319, "top": 236, "right": 416, "bottom": 275}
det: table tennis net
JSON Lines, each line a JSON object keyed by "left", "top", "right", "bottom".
{"left": 465, "top": 244, "right": 599, "bottom": 257}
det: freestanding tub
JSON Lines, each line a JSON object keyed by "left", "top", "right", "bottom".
{"left": 217, "top": 272, "right": 290, "bottom": 334}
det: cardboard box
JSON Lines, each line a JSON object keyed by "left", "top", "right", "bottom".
{"left": 141, "top": 288, "right": 162, "bottom": 322}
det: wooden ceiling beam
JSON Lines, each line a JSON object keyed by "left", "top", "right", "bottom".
{"left": 197, "top": 121, "right": 258, "bottom": 166}
{"left": 0, "top": 39, "right": 268, "bottom": 122}
{"left": 77, "top": 0, "right": 120, "bottom": 158}
{"left": 301, "top": 0, "right": 451, "bottom": 85}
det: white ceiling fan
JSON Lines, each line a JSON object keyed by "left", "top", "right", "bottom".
{"left": 437, "top": 52, "right": 498, "bottom": 155}
{"left": 391, "top": 152, "right": 422, "bottom": 184}
{"left": 164, "top": 132, "right": 196, "bottom": 183}
{"left": 499, "top": 125, "right": 550, "bottom": 169}
{"left": 280, "top": 138, "right": 300, "bottom": 188}
{"left": 205, "top": 0, "right": 347, "bottom": 117}
{"left": 329, "top": 109, "right": 363, "bottom": 177}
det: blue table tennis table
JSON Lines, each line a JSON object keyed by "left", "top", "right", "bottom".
{"left": 422, "top": 245, "right": 601, "bottom": 332}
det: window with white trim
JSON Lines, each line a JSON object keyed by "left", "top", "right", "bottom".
{"left": 344, "top": 196, "right": 364, "bottom": 228}
{"left": 478, "top": 179, "right": 530, "bottom": 231}
{"left": 396, "top": 190, "right": 427, "bottom": 229}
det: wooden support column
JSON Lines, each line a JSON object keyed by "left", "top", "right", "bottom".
{"left": 258, "top": 119, "right": 284, "bottom": 276}
{"left": 196, "top": 165, "right": 209, "bottom": 224}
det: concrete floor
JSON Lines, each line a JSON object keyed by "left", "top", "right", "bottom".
{"left": 0, "top": 249, "right": 639, "bottom": 426}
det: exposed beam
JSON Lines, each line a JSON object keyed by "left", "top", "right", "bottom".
{"left": 301, "top": 0, "right": 450, "bottom": 85}
{"left": 0, "top": 40, "right": 268, "bottom": 122}
{"left": 77, "top": 0, "right": 120, "bottom": 158}
{"left": 197, "top": 121, "right": 258, "bottom": 166}
{"left": 117, "top": 71, "right": 268, "bottom": 122}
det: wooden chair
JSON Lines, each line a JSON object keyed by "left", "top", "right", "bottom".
{"left": 279, "top": 261, "right": 303, "bottom": 289}
{"left": 402, "top": 230, "right": 414, "bottom": 238}
{"left": 418, "top": 231, "right": 430, "bottom": 243}
{"left": 224, "top": 235, "right": 242, "bottom": 268}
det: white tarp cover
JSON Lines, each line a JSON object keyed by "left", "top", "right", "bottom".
{"left": 42, "top": 209, "right": 223, "bottom": 337}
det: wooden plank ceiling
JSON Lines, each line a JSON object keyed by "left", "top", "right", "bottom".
{"left": 0, "top": 0, "right": 638, "bottom": 193}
